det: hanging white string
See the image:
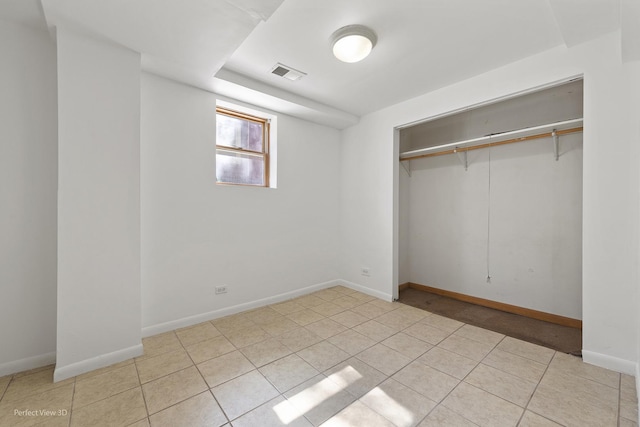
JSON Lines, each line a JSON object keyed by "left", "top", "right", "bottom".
{"left": 486, "top": 145, "right": 492, "bottom": 283}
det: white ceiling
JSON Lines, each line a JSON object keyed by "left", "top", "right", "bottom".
{"left": 222, "top": 0, "right": 567, "bottom": 117}
{"left": 220, "top": 0, "right": 624, "bottom": 123}
{"left": 38, "top": 0, "right": 285, "bottom": 93}
{"left": 0, "top": 0, "right": 631, "bottom": 129}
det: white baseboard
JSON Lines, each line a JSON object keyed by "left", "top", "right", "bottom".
{"left": 141, "top": 279, "right": 343, "bottom": 338}
{"left": 5, "top": 279, "right": 402, "bottom": 380}
{"left": 339, "top": 279, "right": 394, "bottom": 302}
{"left": 0, "top": 352, "right": 56, "bottom": 377}
{"left": 53, "top": 344, "right": 143, "bottom": 382}
{"left": 582, "top": 350, "right": 637, "bottom": 376}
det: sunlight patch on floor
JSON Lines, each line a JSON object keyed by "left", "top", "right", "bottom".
{"left": 362, "top": 386, "right": 416, "bottom": 426}
{"left": 273, "top": 366, "right": 363, "bottom": 424}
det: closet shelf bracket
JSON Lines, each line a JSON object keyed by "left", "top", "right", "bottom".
{"left": 454, "top": 149, "right": 468, "bottom": 171}
{"left": 552, "top": 129, "right": 559, "bottom": 161}
{"left": 401, "top": 159, "right": 411, "bottom": 176}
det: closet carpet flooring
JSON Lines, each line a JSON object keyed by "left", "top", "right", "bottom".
{"left": 398, "top": 287, "right": 582, "bottom": 356}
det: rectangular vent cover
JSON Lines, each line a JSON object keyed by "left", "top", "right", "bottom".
{"left": 272, "top": 66, "right": 289, "bottom": 76}
{"left": 270, "top": 63, "right": 306, "bottom": 81}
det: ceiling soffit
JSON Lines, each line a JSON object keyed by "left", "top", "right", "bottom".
{"left": 40, "top": 0, "right": 285, "bottom": 93}
{"left": 9, "top": 0, "right": 626, "bottom": 129}
{"left": 217, "top": 0, "right": 623, "bottom": 125}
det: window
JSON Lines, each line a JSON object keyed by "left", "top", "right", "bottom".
{"left": 216, "top": 107, "right": 270, "bottom": 187}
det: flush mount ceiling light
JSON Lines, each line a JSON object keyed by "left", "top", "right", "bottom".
{"left": 330, "top": 25, "right": 377, "bottom": 63}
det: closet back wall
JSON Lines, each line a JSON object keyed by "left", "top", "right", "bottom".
{"left": 403, "top": 133, "right": 583, "bottom": 320}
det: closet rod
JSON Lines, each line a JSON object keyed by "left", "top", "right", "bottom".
{"left": 401, "top": 127, "right": 583, "bottom": 162}
{"left": 400, "top": 118, "right": 583, "bottom": 161}
{"left": 400, "top": 127, "right": 582, "bottom": 161}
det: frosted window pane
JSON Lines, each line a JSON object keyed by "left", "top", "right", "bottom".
{"left": 216, "top": 114, "right": 263, "bottom": 152}
{"left": 247, "top": 121, "right": 263, "bottom": 151}
{"left": 216, "top": 150, "right": 265, "bottom": 186}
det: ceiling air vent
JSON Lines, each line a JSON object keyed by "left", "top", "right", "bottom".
{"left": 270, "top": 63, "right": 306, "bottom": 81}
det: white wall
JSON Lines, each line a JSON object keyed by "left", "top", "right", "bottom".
{"left": 398, "top": 165, "right": 410, "bottom": 286}
{"left": 636, "top": 54, "right": 640, "bottom": 393}
{"left": 0, "top": 20, "right": 58, "bottom": 375}
{"left": 141, "top": 73, "right": 341, "bottom": 333}
{"left": 405, "top": 134, "right": 583, "bottom": 319}
{"left": 340, "top": 31, "right": 639, "bottom": 374}
{"left": 55, "top": 27, "right": 142, "bottom": 380}
{"left": 341, "top": 121, "right": 396, "bottom": 299}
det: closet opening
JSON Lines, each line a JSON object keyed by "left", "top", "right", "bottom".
{"left": 395, "top": 78, "right": 584, "bottom": 354}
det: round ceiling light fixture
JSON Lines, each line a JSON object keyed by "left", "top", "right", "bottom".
{"left": 330, "top": 25, "right": 377, "bottom": 63}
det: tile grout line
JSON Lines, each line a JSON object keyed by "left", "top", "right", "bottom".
{"left": 518, "top": 348, "right": 555, "bottom": 426}
{"left": 144, "top": 326, "right": 233, "bottom": 422}
{"left": 453, "top": 330, "right": 549, "bottom": 416}
{"left": 428, "top": 327, "right": 505, "bottom": 427}
{"left": 66, "top": 376, "right": 76, "bottom": 427}
{"left": 26, "top": 377, "right": 77, "bottom": 427}
{"left": 141, "top": 365, "right": 206, "bottom": 414}
{"left": 67, "top": 386, "right": 148, "bottom": 424}
{"left": 220, "top": 357, "right": 288, "bottom": 423}
{"left": 1, "top": 370, "right": 77, "bottom": 410}
{"left": 224, "top": 294, "right": 395, "bottom": 424}
{"left": 145, "top": 330, "right": 231, "bottom": 423}
{"left": 201, "top": 318, "right": 277, "bottom": 425}
{"left": 207, "top": 388, "right": 232, "bottom": 426}
{"left": 0, "top": 374, "right": 14, "bottom": 402}
{"left": 466, "top": 334, "right": 562, "bottom": 425}
{"left": 350, "top": 330, "right": 433, "bottom": 427}
{"left": 385, "top": 315, "right": 467, "bottom": 423}
{"left": 180, "top": 324, "right": 233, "bottom": 425}
{"left": 617, "top": 374, "right": 622, "bottom": 427}
{"left": 131, "top": 358, "right": 151, "bottom": 425}
{"left": 490, "top": 338, "right": 556, "bottom": 365}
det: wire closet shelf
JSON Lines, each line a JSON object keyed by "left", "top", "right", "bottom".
{"left": 399, "top": 118, "right": 583, "bottom": 162}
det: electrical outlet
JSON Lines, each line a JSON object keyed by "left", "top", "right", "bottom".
{"left": 361, "top": 267, "right": 370, "bottom": 276}
{"left": 215, "top": 286, "right": 228, "bottom": 295}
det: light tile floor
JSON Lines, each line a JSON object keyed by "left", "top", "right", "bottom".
{"left": 0, "top": 285, "right": 638, "bottom": 427}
